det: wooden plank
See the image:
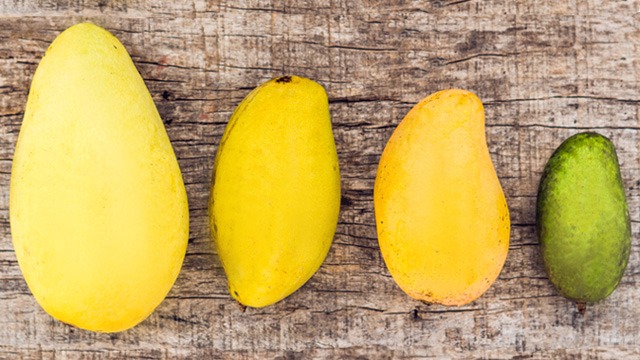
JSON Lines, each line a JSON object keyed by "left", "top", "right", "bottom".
{"left": 0, "top": 0, "right": 638, "bottom": 358}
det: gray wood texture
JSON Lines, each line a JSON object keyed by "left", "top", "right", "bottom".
{"left": 1, "top": 1, "right": 639, "bottom": 358}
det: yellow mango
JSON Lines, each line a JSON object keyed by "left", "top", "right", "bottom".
{"left": 209, "top": 76, "right": 340, "bottom": 308}
{"left": 374, "top": 89, "right": 509, "bottom": 306}
{"left": 10, "top": 23, "right": 189, "bottom": 332}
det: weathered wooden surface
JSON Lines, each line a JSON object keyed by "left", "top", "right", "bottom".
{"left": 1, "top": 1, "right": 639, "bottom": 358}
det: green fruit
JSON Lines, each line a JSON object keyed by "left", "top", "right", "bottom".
{"left": 537, "top": 132, "right": 631, "bottom": 303}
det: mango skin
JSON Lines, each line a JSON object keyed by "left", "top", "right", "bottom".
{"left": 374, "top": 89, "right": 510, "bottom": 306}
{"left": 209, "top": 76, "right": 340, "bottom": 308}
{"left": 10, "top": 23, "right": 189, "bottom": 332}
{"left": 537, "top": 132, "right": 630, "bottom": 303}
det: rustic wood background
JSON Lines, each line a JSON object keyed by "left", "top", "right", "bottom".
{"left": 1, "top": 1, "right": 639, "bottom": 358}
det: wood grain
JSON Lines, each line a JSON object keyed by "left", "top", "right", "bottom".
{"left": 1, "top": 0, "right": 639, "bottom": 358}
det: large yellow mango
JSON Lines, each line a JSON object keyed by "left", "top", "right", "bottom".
{"left": 374, "top": 89, "right": 509, "bottom": 306}
{"left": 209, "top": 76, "right": 340, "bottom": 308}
{"left": 10, "top": 23, "right": 189, "bottom": 332}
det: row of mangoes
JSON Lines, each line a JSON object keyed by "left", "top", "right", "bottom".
{"left": 9, "top": 23, "right": 631, "bottom": 333}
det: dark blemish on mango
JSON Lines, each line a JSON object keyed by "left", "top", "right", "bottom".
{"left": 276, "top": 76, "right": 292, "bottom": 84}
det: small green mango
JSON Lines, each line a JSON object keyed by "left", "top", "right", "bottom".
{"left": 537, "top": 132, "right": 631, "bottom": 303}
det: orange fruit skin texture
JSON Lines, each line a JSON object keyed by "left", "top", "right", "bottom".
{"left": 374, "top": 89, "right": 510, "bottom": 306}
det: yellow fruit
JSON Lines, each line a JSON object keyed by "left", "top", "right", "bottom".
{"left": 374, "top": 89, "right": 509, "bottom": 306}
{"left": 10, "top": 23, "right": 189, "bottom": 332}
{"left": 209, "top": 75, "right": 340, "bottom": 308}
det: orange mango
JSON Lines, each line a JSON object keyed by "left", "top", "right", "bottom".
{"left": 374, "top": 89, "right": 510, "bottom": 306}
